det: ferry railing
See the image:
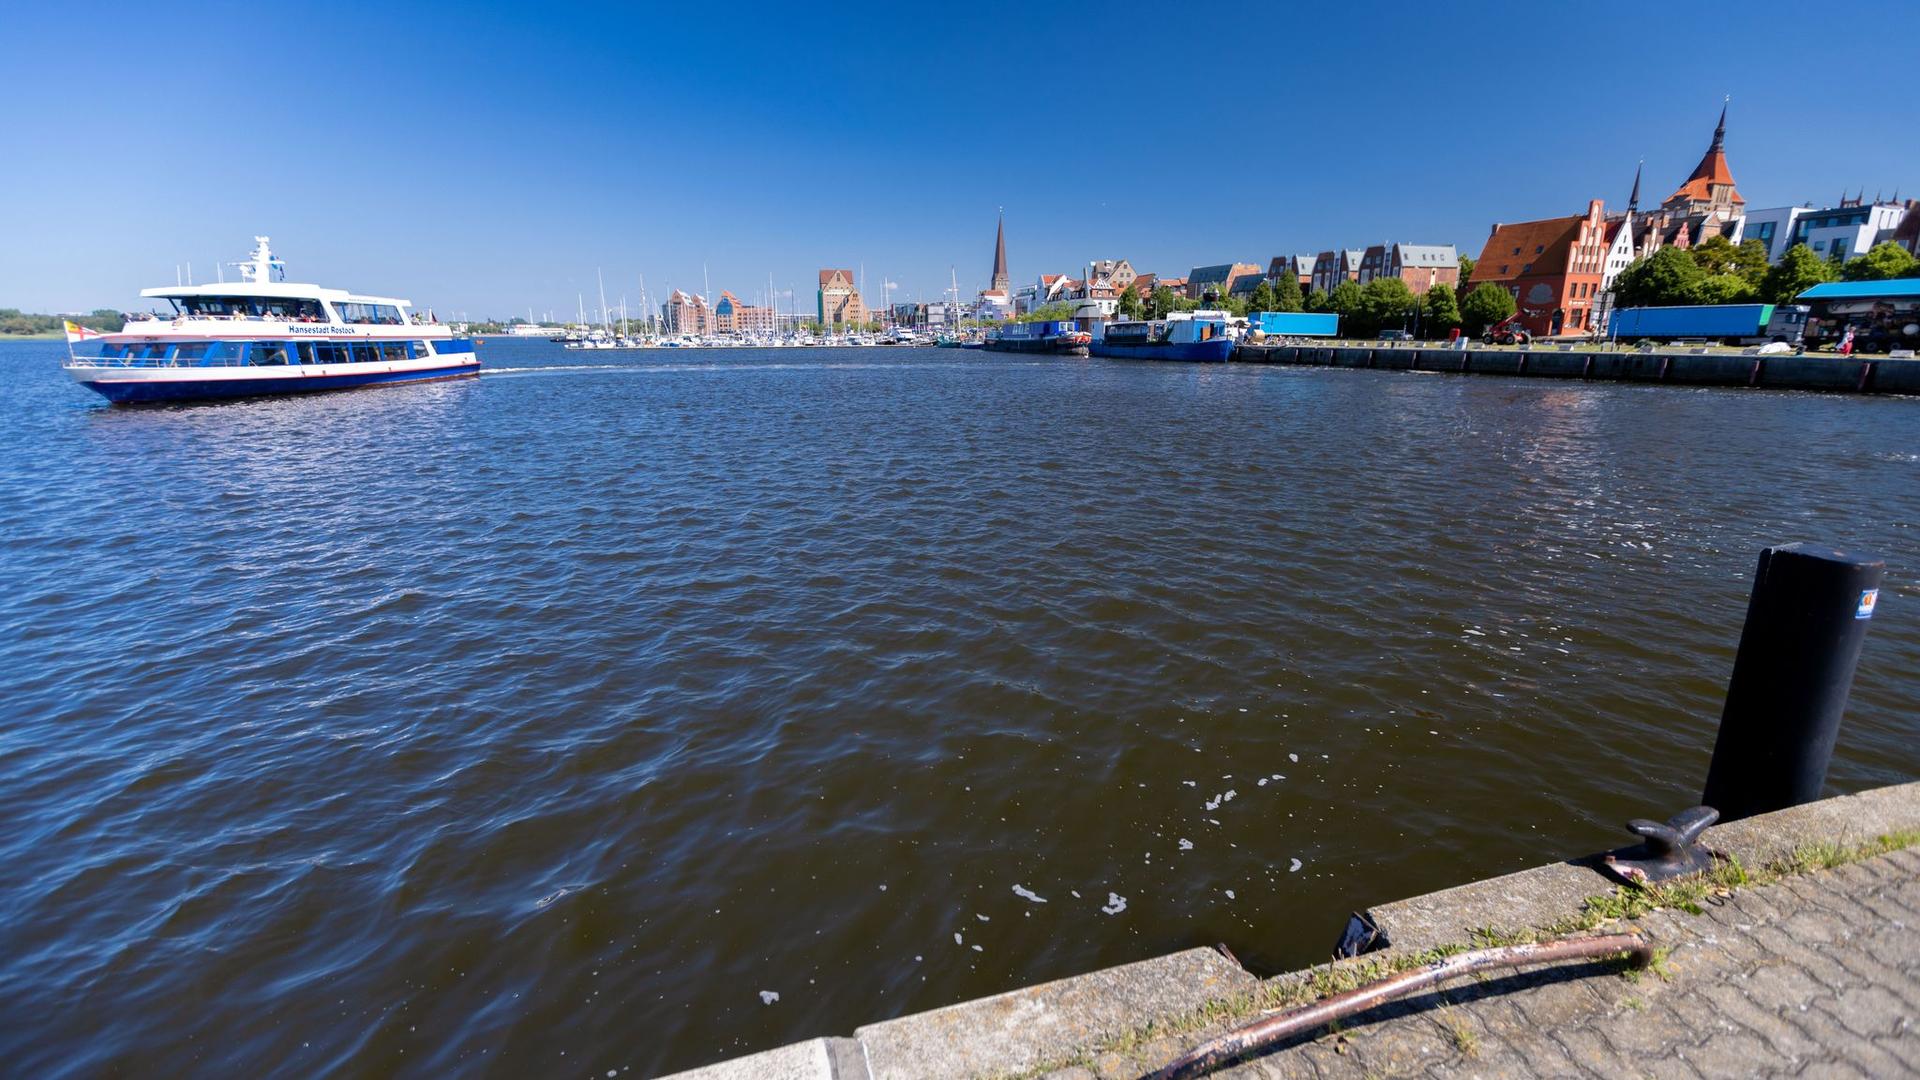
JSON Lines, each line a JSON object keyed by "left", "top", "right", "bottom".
{"left": 62, "top": 353, "right": 253, "bottom": 369}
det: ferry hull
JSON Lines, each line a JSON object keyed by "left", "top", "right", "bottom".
{"left": 70, "top": 359, "right": 481, "bottom": 404}
{"left": 1088, "top": 338, "right": 1235, "bottom": 363}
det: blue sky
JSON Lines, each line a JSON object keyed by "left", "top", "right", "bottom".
{"left": 5, "top": 0, "right": 1915, "bottom": 317}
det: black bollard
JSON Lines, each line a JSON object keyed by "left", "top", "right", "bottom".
{"left": 1701, "top": 543, "right": 1884, "bottom": 822}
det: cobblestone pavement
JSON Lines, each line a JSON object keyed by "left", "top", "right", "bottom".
{"left": 1053, "top": 848, "right": 1920, "bottom": 1079}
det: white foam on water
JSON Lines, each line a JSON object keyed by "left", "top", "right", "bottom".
{"left": 975, "top": 913, "right": 990, "bottom": 922}
{"left": 971, "top": 944, "right": 983, "bottom": 952}
{"left": 1071, "top": 890, "right": 1082, "bottom": 898}
{"left": 1257, "top": 778, "right": 1268, "bottom": 786}
{"left": 1013, "top": 885, "right": 1047, "bottom": 903}
{"left": 1178, "top": 838, "right": 1194, "bottom": 851}
{"left": 953, "top": 932, "right": 963, "bottom": 945}
{"left": 1225, "top": 889, "right": 1236, "bottom": 900}
{"left": 1101, "top": 893, "right": 1128, "bottom": 915}
{"left": 1289, "top": 858, "right": 1303, "bottom": 872}
{"left": 1288, "top": 753, "right": 1299, "bottom": 763}
{"left": 759, "top": 991, "right": 780, "bottom": 1005}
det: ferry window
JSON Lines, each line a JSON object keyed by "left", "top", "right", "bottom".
{"left": 296, "top": 343, "right": 316, "bottom": 365}
{"left": 410, "top": 340, "right": 433, "bottom": 357}
{"left": 175, "top": 344, "right": 208, "bottom": 362}
{"left": 141, "top": 344, "right": 169, "bottom": 359}
{"left": 380, "top": 343, "right": 406, "bottom": 362}
{"left": 352, "top": 344, "right": 379, "bottom": 363}
{"left": 313, "top": 344, "right": 348, "bottom": 364}
{"left": 337, "top": 302, "right": 404, "bottom": 325}
{"left": 253, "top": 343, "right": 290, "bottom": 366}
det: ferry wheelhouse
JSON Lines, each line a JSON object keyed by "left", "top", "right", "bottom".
{"left": 63, "top": 237, "right": 479, "bottom": 403}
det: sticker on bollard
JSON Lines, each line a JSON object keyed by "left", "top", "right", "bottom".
{"left": 1857, "top": 589, "right": 1878, "bottom": 619}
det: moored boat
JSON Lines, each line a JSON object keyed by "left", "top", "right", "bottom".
{"left": 1088, "top": 312, "right": 1235, "bottom": 362}
{"left": 983, "top": 320, "right": 1091, "bottom": 356}
{"left": 62, "top": 238, "right": 479, "bottom": 404}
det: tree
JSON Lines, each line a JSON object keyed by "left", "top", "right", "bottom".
{"left": 1422, "top": 282, "right": 1461, "bottom": 338}
{"left": 1271, "top": 271, "right": 1305, "bottom": 313}
{"left": 1116, "top": 286, "right": 1145, "bottom": 320}
{"left": 1456, "top": 255, "right": 1476, "bottom": 289}
{"left": 1610, "top": 247, "right": 1705, "bottom": 308}
{"left": 1247, "top": 279, "right": 1279, "bottom": 314}
{"left": 1688, "top": 236, "right": 1769, "bottom": 285}
{"left": 1761, "top": 243, "right": 1838, "bottom": 304}
{"left": 1147, "top": 285, "right": 1179, "bottom": 320}
{"left": 1459, "top": 282, "right": 1516, "bottom": 336}
{"left": 1353, "top": 278, "right": 1418, "bottom": 337}
{"left": 1018, "top": 302, "right": 1077, "bottom": 323}
{"left": 1689, "top": 274, "right": 1758, "bottom": 305}
{"left": 1322, "top": 280, "right": 1364, "bottom": 334}
{"left": 1841, "top": 242, "right": 1920, "bottom": 282}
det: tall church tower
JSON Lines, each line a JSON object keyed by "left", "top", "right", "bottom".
{"left": 1662, "top": 100, "right": 1743, "bottom": 221}
{"left": 989, "top": 211, "right": 1010, "bottom": 293}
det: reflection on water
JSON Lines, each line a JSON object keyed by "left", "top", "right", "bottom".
{"left": 0, "top": 340, "right": 1915, "bottom": 1076}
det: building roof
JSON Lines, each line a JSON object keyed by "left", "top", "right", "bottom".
{"left": 1394, "top": 244, "right": 1458, "bottom": 268}
{"left": 1229, "top": 275, "right": 1265, "bottom": 296}
{"left": 1797, "top": 279, "right": 1920, "bottom": 300}
{"left": 1040, "top": 273, "right": 1066, "bottom": 285}
{"left": 1188, "top": 263, "right": 1239, "bottom": 285}
{"left": 819, "top": 269, "right": 854, "bottom": 286}
{"left": 992, "top": 213, "right": 1009, "bottom": 284}
{"left": 1472, "top": 215, "right": 1585, "bottom": 282}
{"left": 1667, "top": 103, "right": 1744, "bottom": 207}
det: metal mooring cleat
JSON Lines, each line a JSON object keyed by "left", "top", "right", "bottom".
{"left": 1603, "top": 805, "right": 1720, "bottom": 885}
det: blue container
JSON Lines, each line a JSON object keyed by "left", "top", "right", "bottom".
{"left": 1607, "top": 304, "right": 1773, "bottom": 340}
{"left": 1253, "top": 312, "right": 1339, "bottom": 337}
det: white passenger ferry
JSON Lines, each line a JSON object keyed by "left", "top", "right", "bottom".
{"left": 62, "top": 237, "right": 480, "bottom": 404}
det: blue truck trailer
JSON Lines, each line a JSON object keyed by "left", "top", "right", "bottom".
{"left": 1606, "top": 304, "right": 1808, "bottom": 345}
{"left": 1250, "top": 311, "right": 1339, "bottom": 338}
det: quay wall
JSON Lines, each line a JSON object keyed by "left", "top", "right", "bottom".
{"left": 1232, "top": 342, "right": 1920, "bottom": 396}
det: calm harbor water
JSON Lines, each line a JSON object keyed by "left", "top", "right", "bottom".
{"left": 2, "top": 338, "right": 1916, "bottom": 1076}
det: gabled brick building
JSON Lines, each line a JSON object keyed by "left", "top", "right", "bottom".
{"left": 817, "top": 269, "right": 867, "bottom": 327}
{"left": 1471, "top": 200, "right": 1610, "bottom": 338}
{"left": 1310, "top": 250, "right": 1362, "bottom": 294}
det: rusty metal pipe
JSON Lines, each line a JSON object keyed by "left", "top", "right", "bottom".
{"left": 1145, "top": 933, "right": 1650, "bottom": 1080}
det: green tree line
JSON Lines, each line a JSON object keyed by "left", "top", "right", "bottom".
{"left": 1609, "top": 239, "right": 1918, "bottom": 309}
{"left": 1, "top": 308, "right": 125, "bottom": 336}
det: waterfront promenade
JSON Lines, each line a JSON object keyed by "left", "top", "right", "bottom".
{"left": 1233, "top": 341, "right": 1920, "bottom": 395}
{"left": 667, "top": 782, "right": 1920, "bottom": 1079}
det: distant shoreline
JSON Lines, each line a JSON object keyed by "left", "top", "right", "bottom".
{"left": 1, "top": 332, "right": 66, "bottom": 341}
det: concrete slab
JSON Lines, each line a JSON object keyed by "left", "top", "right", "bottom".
{"left": 1362, "top": 782, "right": 1920, "bottom": 954}
{"left": 1364, "top": 859, "right": 1611, "bottom": 955}
{"left": 661, "top": 1037, "right": 864, "bottom": 1080}
{"left": 854, "top": 947, "right": 1258, "bottom": 1080}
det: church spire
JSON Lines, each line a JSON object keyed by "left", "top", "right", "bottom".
{"left": 1628, "top": 159, "right": 1642, "bottom": 214}
{"left": 1710, "top": 97, "right": 1727, "bottom": 153}
{"left": 989, "top": 210, "right": 1009, "bottom": 293}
